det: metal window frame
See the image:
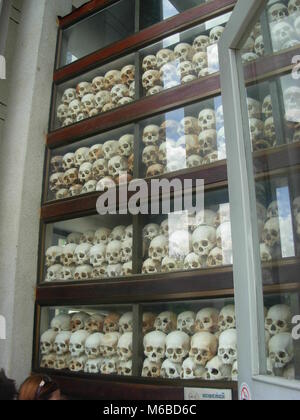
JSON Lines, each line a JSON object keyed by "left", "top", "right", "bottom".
{"left": 219, "top": 0, "right": 300, "bottom": 399}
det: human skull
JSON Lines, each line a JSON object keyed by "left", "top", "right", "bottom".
{"left": 111, "top": 84, "right": 130, "bottom": 105}
{"left": 260, "top": 243, "right": 272, "bottom": 262}
{"left": 161, "top": 360, "right": 182, "bottom": 379}
{"left": 198, "top": 109, "right": 216, "bottom": 133}
{"left": 76, "top": 82, "right": 92, "bottom": 99}
{"left": 147, "top": 86, "right": 164, "bottom": 96}
{"left": 216, "top": 222, "right": 232, "bottom": 253}
{"left": 106, "top": 241, "right": 122, "bottom": 264}
{"left": 92, "top": 265, "right": 108, "bottom": 279}
{"left": 117, "top": 360, "right": 132, "bottom": 376}
{"left": 143, "top": 313, "right": 156, "bottom": 335}
{"left": 90, "top": 244, "right": 107, "bottom": 268}
{"left": 100, "top": 357, "right": 120, "bottom": 375}
{"left": 40, "top": 354, "right": 56, "bottom": 369}
{"left": 156, "top": 49, "right": 175, "bottom": 68}
{"left": 121, "top": 65, "right": 135, "bottom": 86}
{"left": 149, "top": 235, "right": 168, "bottom": 262}
{"left": 50, "top": 156, "right": 63, "bottom": 173}
{"left": 176, "top": 312, "right": 195, "bottom": 336}
{"left": 184, "top": 253, "right": 202, "bottom": 270}
{"left": 142, "top": 70, "right": 161, "bottom": 91}
{"left": 142, "top": 55, "right": 158, "bottom": 72}
{"left": 193, "top": 52, "right": 208, "bottom": 73}
{"left": 165, "top": 331, "right": 190, "bottom": 363}
{"left": 247, "top": 98, "right": 262, "bottom": 119}
{"left": 82, "top": 180, "right": 97, "bottom": 194}
{"left": 142, "top": 258, "right": 161, "bottom": 274}
{"left": 119, "top": 312, "right": 133, "bottom": 334}
{"left": 75, "top": 148, "right": 89, "bottom": 168}
{"left": 268, "top": 3, "right": 288, "bottom": 22}
{"left": 218, "top": 329, "right": 238, "bottom": 365}
{"left": 143, "top": 125, "right": 160, "bottom": 146}
{"left": 51, "top": 314, "right": 71, "bottom": 333}
{"left": 178, "top": 117, "right": 199, "bottom": 137}
{"left": 209, "top": 26, "right": 225, "bottom": 44}
{"left": 74, "top": 243, "right": 91, "bottom": 265}
{"left": 264, "top": 117, "right": 276, "bottom": 145}
{"left": 119, "top": 134, "right": 134, "bottom": 157}
{"left": 40, "top": 330, "right": 57, "bottom": 355}
{"left": 205, "top": 356, "right": 232, "bottom": 380}
{"left": 288, "top": 0, "right": 300, "bottom": 15}
{"left": 117, "top": 332, "right": 133, "bottom": 361}
{"left": 144, "top": 331, "right": 167, "bottom": 363}
{"left": 177, "top": 61, "right": 196, "bottom": 81}
{"left": 193, "top": 35, "right": 210, "bottom": 52}
{"left": 196, "top": 308, "right": 220, "bottom": 334}
{"left": 101, "top": 332, "right": 121, "bottom": 357}
{"left": 263, "top": 217, "right": 280, "bottom": 248}
{"left": 69, "top": 355, "right": 88, "bottom": 372}
{"left": 249, "top": 118, "right": 264, "bottom": 142}
{"left": 254, "top": 35, "right": 265, "bottom": 57}
{"left": 74, "top": 265, "right": 93, "bottom": 281}
{"left": 177, "top": 134, "right": 200, "bottom": 155}
{"left": 262, "top": 95, "right": 273, "bottom": 119}
{"left": 69, "top": 184, "right": 83, "bottom": 197}
{"left": 104, "top": 314, "right": 121, "bottom": 334}
{"left": 71, "top": 312, "right": 89, "bottom": 332}
{"left": 45, "top": 246, "right": 63, "bottom": 267}
{"left": 161, "top": 256, "right": 183, "bottom": 273}
{"left": 265, "top": 304, "right": 292, "bottom": 337}
{"left": 120, "top": 239, "right": 132, "bottom": 264}
{"left": 174, "top": 43, "right": 194, "bottom": 63}
{"left": 103, "top": 140, "right": 119, "bottom": 160}
{"left": 62, "top": 88, "right": 77, "bottom": 105}
{"left": 84, "top": 314, "right": 104, "bottom": 334}
{"left": 95, "top": 90, "right": 111, "bottom": 110}
{"left": 154, "top": 312, "right": 177, "bottom": 334}
{"left": 85, "top": 333, "right": 104, "bottom": 359}
{"left": 92, "top": 76, "right": 106, "bottom": 93}
{"left": 84, "top": 357, "right": 104, "bottom": 374}
{"left": 68, "top": 99, "right": 82, "bottom": 120}
{"left": 108, "top": 156, "right": 128, "bottom": 177}
{"left": 192, "top": 225, "right": 217, "bottom": 257}
{"left": 271, "top": 21, "right": 296, "bottom": 49}
{"left": 55, "top": 354, "right": 72, "bottom": 370}
{"left": 54, "top": 331, "right": 72, "bottom": 355}
{"left": 67, "top": 232, "right": 81, "bottom": 245}
{"left": 104, "top": 70, "right": 122, "bottom": 90}
{"left": 143, "top": 224, "right": 160, "bottom": 243}
{"left": 61, "top": 244, "right": 77, "bottom": 267}
{"left": 181, "top": 357, "right": 205, "bottom": 380}
{"left": 218, "top": 305, "right": 236, "bottom": 332}
{"left": 207, "top": 247, "right": 225, "bottom": 267}
{"left": 110, "top": 225, "right": 126, "bottom": 242}
{"left": 63, "top": 168, "right": 78, "bottom": 188}
{"left": 187, "top": 155, "right": 202, "bottom": 169}
{"left": 49, "top": 173, "right": 64, "bottom": 193}
{"left": 269, "top": 333, "right": 294, "bottom": 368}
{"left": 57, "top": 104, "right": 69, "bottom": 122}
{"left": 190, "top": 332, "right": 218, "bottom": 366}
{"left": 142, "top": 358, "right": 161, "bottom": 378}
{"left": 45, "top": 265, "right": 63, "bottom": 282}
{"left": 92, "top": 159, "right": 108, "bottom": 180}
{"left": 69, "top": 330, "right": 90, "bottom": 357}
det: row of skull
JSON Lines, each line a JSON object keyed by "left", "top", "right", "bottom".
{"left": 49, "top": 137, "right": 134, "bottom": 199}
{"left": 141, "top": 25, "right": 227, "bottom": 94}
{"left": 57, "top": 65, "right": 136, "bottom": 127}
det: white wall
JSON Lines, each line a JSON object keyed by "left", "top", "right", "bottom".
{"left": 0, "top": 0, "right": 72, "bottom": 385}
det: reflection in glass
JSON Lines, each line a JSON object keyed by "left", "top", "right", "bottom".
{"left": 140, "top": 96, "right": 226, "bottom": 179}
{"left": 141, "top": 299, "right": 237, "bottom": 381}
{"left": 60, "top": 0, "right": 135, "bottom": 67}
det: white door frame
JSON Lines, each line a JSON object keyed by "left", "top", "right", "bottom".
{"left": 219, "top": 0, "right": 300, "bottom": 400}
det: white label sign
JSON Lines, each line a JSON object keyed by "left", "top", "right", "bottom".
{"left": 184, "top": 388, "right": 232, "bottom": 401}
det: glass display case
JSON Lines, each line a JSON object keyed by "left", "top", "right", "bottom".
{"left": 47, "top": 125, "right": 134, "bottom": 202}
{"left": 53, "top": 54, "right": 136, "bottom": 130}
{"left": 42, "top": 215, "right": 133, "bottom": 283}
{"left": 38, "top": 304, "right": 134, "bottom": 376}
{"left": 140, "top": 13, "right": 231, "bottom": 97}
{"left": 138, "top": 96, "right": 226, "bottom": 179}
{"left": 59, "top": 0, "right": 136, "bottom": 68}
{"left": 139, "top": 0, "right": 206, "bottom": 30}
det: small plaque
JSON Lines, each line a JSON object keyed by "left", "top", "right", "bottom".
{"left": 184, "top": 388, "right": 232, "bottom": 401}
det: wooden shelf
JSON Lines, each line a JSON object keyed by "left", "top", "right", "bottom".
{"left": 32, "top": 371, "right": 238, "bottom": 400}
{"left": 36, "top": 267, "right": 235, "bottom": 305}
{"left": 55, "top": 0, "right": 237, "bottom": 82}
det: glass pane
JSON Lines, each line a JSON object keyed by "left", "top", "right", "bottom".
{"left": 240, "top": 4, "right": 300, "bottom": 381}
{"left": 43, "top": 214, "right": 133, "bottom": 283}
{"left": 141, "top": 298, "right": 237, "bottom": 381}
{"left": 241, "top": 0, "right": 300, "bottom": 65}
{"left": 139, "top": 95, "right": 226, "bottom": 179}
{"left": 140, "top": 0, "right": 206, "bottom": 30}
{"left": 140, "top": 13, "right": 232, "bottom": 98}
{"left": 54, "top": 54, "right": 136, "bottom": 130}
{"left": 39, "top": 305, "right": 133, "bottom": 376}
{"left": 59, "top": 0, "right": 135, "bottom": 68}
{"left": 48, "top": 125, "right": 134, "bottom": 202}
{"left": 141, "top": 189, "right": 232, "bottom": 275}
